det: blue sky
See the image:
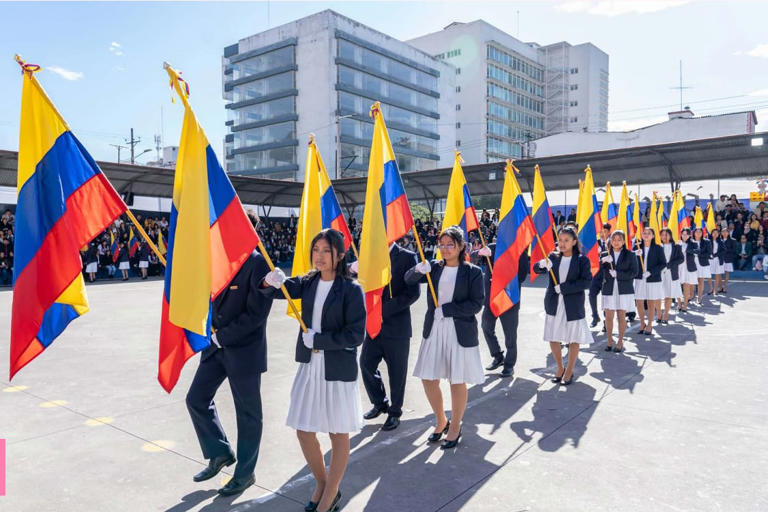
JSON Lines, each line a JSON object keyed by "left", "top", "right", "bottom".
{"left": 1, "top": 0, "right": 768, "bottom": 164}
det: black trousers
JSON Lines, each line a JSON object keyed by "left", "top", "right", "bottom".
{"left": 359, "top": 335, "right": 409, "bottom": 418}
{"left": 589, "top": 277, "right": 602, "bottom": 322}
{"left": 481, "top": 302, "right": 519, "bottom": 370}
{"left": 186, "top": 349, "right": 263, "bottom": 480}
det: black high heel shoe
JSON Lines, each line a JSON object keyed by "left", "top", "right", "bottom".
{"left": 440, "top": 429, "right": 462, "bottom": 450}
{"left": 561, "top": 372, "right": 574, "bottom": 385}
{"left": 427, "top": 421, "right": 450, "bottom": 443}
{"left": 551, "top": 368, "right": 565, "bottom": 383}
{"left": 318, "top": 491, "right": 341, "bottom": 512}
{"left": 305, "top": 500, "right": 318, "bottom": 512}
{"left": 604, "top": 342, "right": 614, "bottom": 352}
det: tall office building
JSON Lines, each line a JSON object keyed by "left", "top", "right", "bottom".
{"left": 408, "top": 20, "right": 609, "bottom": 164}
{"left": 222, "top": 10, "right": 456, "bottom": 180}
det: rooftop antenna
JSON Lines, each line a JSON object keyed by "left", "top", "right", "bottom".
{"left": 670, "top": 60, "right": 693, "bottom": 111}
{"left": 517, "top": 10, "right": 520, "bottom": 38}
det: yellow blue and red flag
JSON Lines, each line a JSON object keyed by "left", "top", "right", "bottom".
{"left": 158, "top": 64, "right": 259, "bottom": 392}
{"left": 529, "top": 164, "right": 555, "bottom": 282}
{"left": 632, "top": 194, "right": 642, "bottom": 243}
{"left": 649, "top": 192, "right": 661, "bottom": 244}
{"left": 128, "top": 227, "right": 139, "bottom": 258}
{"left": 705, "top": 202, "right": 716, "bottom": 234}
{"left": 489, "top": 161, "right": 535, "bottom": 316}
{"left": 110, "top": 230, "right": 120, "bottom": 263}
{"left": 10, "top": 57, "right": 126, "bottom": 379}
{"left": 601, "top": 181, "right": 618, "bottom": 232}
{"left": 358, "top": 102, "right": 414, "bottom": 337}
{"left": 668, "top": 190, "right": 689, "bottom": 242}
{"left": 316, "top": 138, "right": 354, "bottom": 250}
{"left": 441, "top": 150, "right": 479, "bottom": 251}
{"left": 577, "top": 165, "right": 600, "bottom": 275}
{"left": 617, "top": 181, "right": 631, "bottom": 241}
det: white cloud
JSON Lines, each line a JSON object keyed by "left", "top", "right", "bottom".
{"left": 556, "top": 0, "right": 692, "bottom": 16}
{"left": 739, "top": 44, "right": 768, "bottom": 58}
{"left": 47, "top": 66, "right": 84, "bottom": 81}
{"left": 608, "top": 115, "right": 668, "bottom": 132}
{"left": 748, "top": 88, "right": 768, "bottom": 97}
{"left": 109, "top": 41, "right": 124, "bottom": 56}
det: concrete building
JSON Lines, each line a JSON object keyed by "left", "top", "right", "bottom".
{"left": 531, "top": 109, "right": 757, "bottom": 157}
{"left": 222, "top": 10, "right": 456, "bottom": 180}
{"left": 407, "top": 20, "right": 609, "bottom": 164}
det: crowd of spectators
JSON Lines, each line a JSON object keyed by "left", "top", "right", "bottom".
{"left": 0, "top": 196, "right": 767, "bottom": 287}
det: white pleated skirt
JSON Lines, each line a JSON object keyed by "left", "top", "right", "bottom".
{"left": 542, "top": 296, "right": 594, "bottom": 345}
{"left": 724, "top": 263, "right": 734, "bottom": 272}
{"left": 286, "top": 351, "right": 363, "bottom": 434}
{"left": 118, "top": 262, "right": 130, "bottom": 271}
{"left": 139, "top": 261, "right": 149, "bottom": 268}
{"left": 696, "top": 262, "right": 711, "bottom": 279}
{"left": 413, "top": 317, "right": 485, "bottom": 385}
{"left": 661, "top": 271, "right": 682, "bottom": 298}
{"left": 634, "top": 279, "right": 664, "bottom": 300}
{"left": 681, "top": 264, "right": 698, "bottom": 285}
{"left": 602, "top": 282, "right": 635, "bottom": 311}
{"left": 85, "top": 262, "right": 98, "bottom": 273}
{"left": 710, "top": 259, "right": 724, "bottom": 275}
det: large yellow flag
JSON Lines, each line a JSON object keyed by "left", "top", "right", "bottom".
{"left": 705, "top": 202, "right": 716, "bottom": 233}
{"left": 649, "top": 193, "right": 661, "bottom": 244}
{"left": 617, "top": 181, "right": 630, "bottom": 236}
{"left": 289, "top": 138, "right": 324, "bottom": 316}
{"left": 693, "top": 206, "right": 704, "bottom": 232}
{"left": 668, "top": 191, "right": 683, "bottom": 242}
{"left": 600, "top": 181, "right": 617, "bottom": 231}
{"left": 633, "top": 193, "right": 642, "bottom": 243}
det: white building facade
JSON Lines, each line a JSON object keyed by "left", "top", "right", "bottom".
{"left": 222, "top": 10, "right": 456, "bottom": 180}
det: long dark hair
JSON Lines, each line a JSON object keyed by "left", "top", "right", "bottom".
{"left": 439, "top": 225, "right": 467, "bottom": 263}
{"left": 307, "top": 228, "right": 350, "bottom": 280}
{"left": 643, "top": 226, "right": 658, "bottom": 247}
{"left": 558, "top": 226, "right": 581, "bottom": 255}
{"left": 660, "top": 228, "right": 674, "bottom": 244}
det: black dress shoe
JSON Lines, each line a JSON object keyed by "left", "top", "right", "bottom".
{"left": 440, "top": 430, "right": 462, "bottom": 450}
{"left": 193, "top": 453, "right": 235, "bottom": 482}
{"left": 604, "top": 344, "right": 613, "bottom": 352}
{"left": 590, "top": 317, "right": 600, "bottom": 328}
{"left": 551, "top": 369, "right": 565, "bottom": 383}
{"left": 318, "top": 490, "right": 341, "bottom": 512}
{"left": 500, "top": 367, "right": 514, "bottom": 378}
{"left": 363, "top": 404, "right": 388, "bottom": 420}
{"left": 561, "top": 374, "right": 574, "bottom": 386}
{"left": 304, "top": 500, "right": 318, "bottom": 512}
{"left": 381, "top": 415, "right": 400, "bottom": 431}
{"left": 485, "top": 353, "right": 504, "bottom": 371}
{"left": 427, "top": 421, "right": 450, "bottom": 443}
{"left": 217, "top": 474, "right": 255, "bottom": 496}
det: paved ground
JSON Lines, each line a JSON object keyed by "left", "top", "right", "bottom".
{"left": 1, "top": 279, "right": 767, "bottom": 512}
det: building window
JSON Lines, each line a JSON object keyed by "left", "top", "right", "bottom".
{"left": 570, "top": 100, "right": 578, "bottom": 107}
{"left": 570, "top": 67, "right": 579, "bottom": 74}
{"left": 570, "top": 84, "right": 578, "bottom": 91}
{"left": 456, "top": 85, "right": 461, "bottom": 93}
{"left": 456, "top": 67, "right": 461, "bottom": 75}
{"left": 456, "top": 140, "right": 461, "bottom": 147}
{"left": 456, "top": 104, "right": 461, "bottom": 111}
{"left": 456, "top": 122, "right": 461, "bottom": 129}
{"left": 570, "top": 116, "right": 578, "bottom": 123}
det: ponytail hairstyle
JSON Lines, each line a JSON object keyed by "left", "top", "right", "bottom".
{"left": 438, "top": 225, "right": 467, "bottom": 264}
{"left": 660, "top": 228, "right": 674, "bottom": 244}
{"left": 558, "top": 225, "right": 581, "bottom": 255}
{"left": 307, "top": 228, "right": 350, "bottom": 281}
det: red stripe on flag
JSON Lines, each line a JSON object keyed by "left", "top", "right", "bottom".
{"left": 385, "top": 195, "right": 414, "bottom": 243}
{"left": 330, "top": 216, "right": 353, "bottom": 250}
{"left": 209, "top": 198, "right": 259, "bottom": 299}
{"left": 157, "top": 297, "right": 196, "bottom": 393}
{"left": 10, "top": 174, "right": 125, "bottom": 378}
{"left": 365, "top": 287, "right": 384, "bottom": 338}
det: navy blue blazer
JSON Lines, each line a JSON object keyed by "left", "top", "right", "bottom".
{"left": 470, "top": 243, "right": 529, "bottom": 301}
{"left": 533, "top": 253, "right": 591, "bottom": 321}
{"left": 710, "top": 238, "right": 725, "bottom": 265}
{"left": 118, "top": 246, "right": 130, "bottom": 263}
{"left": 663, "top": 244, "right": 684, "bottom": 281}
{"left": 377, "top": 244, "right": 420, "bottom": 340}
{"left": 600, "top": 247, "right": 638, "bottom": 295}
{"left": 683, "top": 241, "right": 699, "bottom": 272}
{"left": 267, "top": 273, "right": 365, "bottom": 382}
{"left": 694, "top": 238, "right": 712, "bottom": 266}
{"left": 206, "top": 252, "right": 274, "bottom": 372}
{"left": 722, "top": 237, "right": 737, "bottom": 264}
{"left": 635, "top": 244, "right": 666, "bottom": 282}
{"left": 405, "top": 260, "right": 484, "bottom": 347}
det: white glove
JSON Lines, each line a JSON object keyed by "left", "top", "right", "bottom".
{"left": 434, "top": 306, "right": 444, "bottom": 321}
{"left": 554, "top": 284, "right": 562, "bottom": 294}
{"left": 211, "top": 332, "right": 222, "bottom": 349}
{"left": 662, "top": 267, "right": 670, "bottom": 275}
{"left": 635, "top": 249, "right": 643, "bottom": 256}
{"left": 415, "top": 260, "right": 431, "bottom": 274}
{"left": 478, "top": 246, "right": 492, "bottom": 257}
{"left": 350, "top": 260, "right": 359, "bottom": 274}
{"left": 601, "top": 255, "right": 612, "bottom": 264}
{"left": 538, "top": 258, "right": 553, "bottom": 270}
{"left": 265, "top": 268, "right": 286, "bottom": 288}
{"left": 643, "top": 271, "right": 651, "bottom": 279}
{"left": 609, "top": 269, "right": 617, "bottom": 278}
{"left": 302, "top": 329, "right": 316, "bottom": 350}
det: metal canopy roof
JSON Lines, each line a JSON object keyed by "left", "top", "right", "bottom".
{"left": 1, "top": 133, "right": 767, "bottom": 209}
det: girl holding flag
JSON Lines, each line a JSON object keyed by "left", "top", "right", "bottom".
{"left": 659, "top": 228, "right": 684, "bottom": 324}
{"left": 691, "top": 227, "right": 712, "bottom": 304}
{"left": 263, "top": 229, "right": 365, "bottom": 512}
{"left": 708, "top": 228, "right": 724, "bottom": 294}
{"left": 600, "top": 230, "right": 638, "bottom": 352}
{"left": 534, "top": 226, "right": 594, "bottom": 384}
{"left": 679, "top": 228, "right": 699, "bottom": 311}
{"left": 405, "top": 226, "right": 485, "bottom": 450}
{"left": 633, "top": 227, "right": 665, "bottom": 336}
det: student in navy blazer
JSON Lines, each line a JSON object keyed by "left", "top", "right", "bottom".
{"left": 533, "top": 226, "right": 593, "bottom": 385}
{"left": 588, "top": 224, "right": 611, "bottom": 329}
{"left": 354, "top": 242, "right": 420, "bottom": 431}
{"left": 600, "top": 230, "right": 638, "bottom": 351}
{"left": 405, "top": 226, "right": 485, "bottom": 449}
{"left": 185, "top": 211, "right": 275, "bottom": 496}
{"left": 679, "top": 228, "right": 699, "bottom": 311}
{"left": 708, "top": 228, "right": 725, "bottom": 294}
{"left": 692, "top": 227, "right": 712, "bottom": 304}
{"left": 262, "top": 229, "right": 365, "bottom": 512}
{"left": 720, "top": 227, "right": 737, "bottom": 292}
{"left": 632, "top": 227, "right": 666, "bottom": 336}
{"left": 659, "top": 228, "right": 684, "bottom": 324}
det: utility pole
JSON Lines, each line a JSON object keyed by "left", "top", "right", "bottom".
{"left": 154, "top": 134, "right": 162, "bottom": 162}
{"left": 110, "top": 143, "right": 127, "bottom": 163}
{"left": 125, "top": 128, "right": 141, "bottom": 164}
